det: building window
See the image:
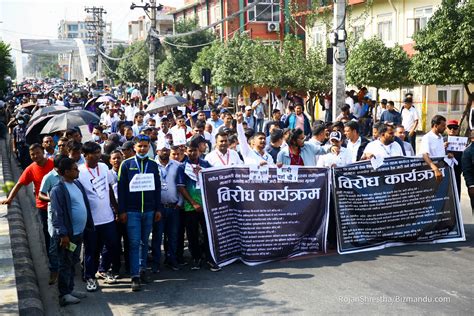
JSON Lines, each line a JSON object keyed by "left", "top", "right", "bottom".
{"left": 407, "top": 6, "right": 433, "bottom": 37}
{"left": 248, "top": 0, "right": 280, "bottom": 22}
{"left": 450, "top": 89, "right": 462, "bottom": 112}
{"left": 437, "top": 90, "right": 448, "bottom": 113}
{"left": 311, "top": 24, "right": 325, "bottom": 47}
{"left": 377, "top": 13, "right": 392, "bottom": 43}
{"left": 353, "top": 25, "right": 364, "bottom": 43}
{"left": 68, "top": 24, "right": 78, "bottom": 32}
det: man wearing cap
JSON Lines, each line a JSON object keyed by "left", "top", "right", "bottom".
{"left": 243, "top": 106, "right": 256, "bottom": 130}
{"left": 152, "top": 141, "right": 181, "bottom": 272}
{"left": 120, "top": 141, "right": 136, "bottom": 159}
{"left": 205, "top": 132, "right": 243, "bottom": 167}
{"left": 462, "top": 130, "right": 474, "bottom": 210}
{"left": 401, "top": 98, "right": 419, "bottom": 152}
{"left": 317, "top": 131, "right": 352, "bottom": 167}
{"left": 362, "top": 124, "right": 404, "bottom": 160}
{"left": 445, "top": 119, "right": 463, "bottom": 197}
{"left": 117, "top": 134, "right": 162, "bottom": 291}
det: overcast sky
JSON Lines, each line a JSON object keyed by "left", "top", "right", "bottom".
{"left": 0, "top": 0, "right": 184, "bottom": 46}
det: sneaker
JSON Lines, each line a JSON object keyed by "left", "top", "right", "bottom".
{"left": 140, "top": 271, "right": 151, "bottom": 284}
{"left": 166, "top": 261, "right": 180, "bottom": 271}
{"left": 190, "top": 258, "right": 201, "bottom": 271}
{"left": 70, "top": 291, "right": 87, "bottom": 299}
{"left": 48, "top": 272, "right": 58, "bottom": 285}
{"left": 104, "top": 272, "right": 118, "bottom": 284}
{"left": 85, "top": 278, "right": 98, "bottom": 292}
{"left": 60, "top": 294, "right": 81, "bottom": 306}
{"left": 131, "top": 277, "right": 141, "bottom": 292}
{"left": 95, "top": 271, "right": 107, "bottom": 280}
{"left": 151, "top": 263, "right": 161, "bottom": 274}
{"left": 207, "top": 261, "right": 222, "bottom": 272}
{"left": 177, "top": 259, "right": 188, "bottom": 266}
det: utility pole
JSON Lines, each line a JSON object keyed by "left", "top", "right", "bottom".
{"left": 130, "top": 1, "right": 163, "bottom": 97}
{"left": 330, "top": 0, "right": 348, "bottom": 121}
{"left": 85, "top": 6, "right": 107, "bottom": 80}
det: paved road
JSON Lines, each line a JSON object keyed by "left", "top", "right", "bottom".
{"left": 53, "top": 187, "right": 473, "bottom": 315}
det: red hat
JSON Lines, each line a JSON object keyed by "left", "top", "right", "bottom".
{"left": 447, "top": 119, "right": 459, "bottom": 126}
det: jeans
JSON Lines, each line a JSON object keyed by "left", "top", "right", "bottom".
{"left": 58, "top": 234, "right": 82, "bottom": 297}
{"left": 49, "top": 235, "right": 59, "bottom": 272}
{"left": 83, "top": 221, "right": 120, "bottom": 279}
{"left": 152, "top": 207, "right": 180, "bottom": 267}
{"left": 184, "top": 211, "right": 211, "bottom": 262}
{"left": 176, "top": 207, "right": 186, "bottom": 262}
{"left": 126, "top": 211, "right": 154, "bottom": 278}
{"left": 117, "top": 221, "right": 130, "bottom": 274}
{"left": 256, "top": 118, "right": 264, "bottom": 132}
{"left": 38, "top": 209, "right": 54, "bottom": 271}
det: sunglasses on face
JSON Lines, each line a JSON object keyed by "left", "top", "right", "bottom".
{"left": 447, "top": 126, "right": 459, "bottom": 130}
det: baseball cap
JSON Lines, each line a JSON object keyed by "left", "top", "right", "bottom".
{"left": 190, "top": 134, "right": 206, "bottom": 146}
{"left": 156, "top": 139, "right": 170, "bottom": 151}
{"left": 447, "top": 119, "right": 459, "bottom": 127}
{"left": 245, "top": 106, "right": 252, "bottom": 111}
{"left": 329, "top": 131, "right": 342, "bottom": 142}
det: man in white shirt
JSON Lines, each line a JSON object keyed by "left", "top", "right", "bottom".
{"left": 78, "top": 142, "right": 119, "bottom": 291}
{"left": 401, "top": 98, "right": 419, "bottom": 152}
{"left": 236, "top": 112, "right": 274, "bottom": 165}
{"left": 420, "top": 115, "right": 451, "bottom": 182}
{"left": 395, "top": 125, "right": 415, "bottom": 156}
{"left": 344, "top": 121, "right": 369, "bottom": 163}
{"left": 317, "top": 131, "right": 352, "bottom": 168}
{"left": 205, "top": 132, "right": 243, "bottom": 167}
{"left": 362, "top": 124, "right": 404, "bottom": 160}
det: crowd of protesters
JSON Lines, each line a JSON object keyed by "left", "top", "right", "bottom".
{"left": 0, "top": 78, "right": 472, "bottom": 306}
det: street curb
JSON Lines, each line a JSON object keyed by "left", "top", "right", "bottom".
{"left": 0, "top": 138, "right": 44, "bottom": 316}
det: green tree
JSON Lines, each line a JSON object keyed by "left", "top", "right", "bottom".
{"left": 346, "top": 37, "right": 411, "bottom": 100}
{"left": 304, "top": 47, "right": 332, "bottom": 120}
{"left": 252, "top": 42, "right": 281, "bottom": 89}
{"left": 157, "top": 19, "right": 215, "bottom": 88}
{"left": 411, "top": 0, "right": 474, "bottom": 127}
{"left": 117, "top": 41, "right": 149, "bottom": 84}
{"left": 278, "top": 35, "right": 307, "bottom": 91}
{"left": 24, "top": 54, "right": 61, "bottom": 78}
{"left": 190, "top": 41, "right": 221, "bottom": 85}
{"left": 0, "top": 41, "right": 14, "bottom": 95}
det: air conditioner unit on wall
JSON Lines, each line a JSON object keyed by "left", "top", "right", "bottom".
{"left": 267, "top": 22, "right": 280, "bottom": 32}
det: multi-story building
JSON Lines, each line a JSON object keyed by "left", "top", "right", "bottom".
{"left": 302, "top": 0, "right": 471, "bottom": 130}
{"left": 171, "top": 0, "right": 307, "bottom": 44}
{"left": 128, "top": 6, "right": 175, "bottom": 44}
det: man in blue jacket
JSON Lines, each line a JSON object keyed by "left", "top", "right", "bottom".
{"left": 50, "top": 157, "right": 94, "bottom": 306}
{"left": 284, "top": 104, "right": 311, "bottom": 137}
{"left": 117, "top": 134, "right": 162, "bottom": 291}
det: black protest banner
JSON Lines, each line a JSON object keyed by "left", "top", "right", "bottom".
{"left": 200, "top": 166, "right": 330, "bottom": 266}
{"left": 333, "top": 157, "right": 465, "bottom": 254}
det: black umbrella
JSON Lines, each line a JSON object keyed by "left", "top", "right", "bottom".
{"left": 29, "top": 105, "right": 69, "bottom": 125}
{"left": 25, "top": 115, "right": 55, "bottom": 144}
{"left": 146, "top": 95, "right": 188, "bottom": 113}
{"left": 41, "top": 110, "right": 100, "bottom": 134}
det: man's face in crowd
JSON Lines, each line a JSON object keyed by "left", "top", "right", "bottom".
{"left": 177, "top": 118, "right": 186, "bottom": 127}
{"left": 193, "top": 126, "right": 204, "bottom": 136}
{"left": 295, "top": 105, "right": 303, "bottom": 115}
{"left": 381, "top": 126, "right": 395, "bottom": 145}
{"left": 42, "top": 136, "right": 55, "bottom": 150}
{"left": 29, "top": 147, "right": 45, "bottom": 163}
{"left": 254, "top": 134, "right": 266, "bottom": 150}
{"left": 148, "top": 120, "right": 156, "bottom": 127}
{"left": 387, "top": 103, "right": 394, "bottom": 111}
{"left": 197, "top": 113, "right": 206, "bottom": 121}
{"left": 295, "top": 133, "right": 305, "bottom": 147}
{"left": 404, "top": 102, "right": 412, "bottom": 109}
{"left": 205, "top": 124, "right": 213, "bottom": 134}
{"left": 109, "top": 152, "right": 123, "bottom": 170}
{"left": 150, "top": 129, "right": 158, "bottom": 141}
{"left": 223, "top": 114, "right": 232, "bottom": 126}
{"left": 157, "top": 148, "right": 170, "bottom": 161}
{"left": 186, "top": 146, "right": 199, "bottom": 161}
{"left": 69, "top": 149, "right": 81, "bottom": 162}
{"left": 344, "top": 126, "right": 356, "bottom": 142}
{"left": 122, "top": 148, "right": 135, "bottom": 159}
{"left": 85, "top": 148, "right": 101, "bottom": 166}
{"left": 435, "top": 120, "right": 447, "bottom": 135}
{"left": 136, "top": 115, "right": 144, "bottom": 124}
{"left": 64, "top": 163, "right": 80, "bottom": 181}
{"left": 125, "top": 128, "right": 133, "bottom": 139}
{"left": 211, "top": 112, "right": 218, "bottom": 121}
{"left": 216, "top": 135, "right": 228, "bottom": 153}
{"left": 134, "top": 141, "right": 150, "bottom": 156}
{"left": 92, "top": 128, "right": 102, "bottom": 138}
{"left": 273, "top": 111, "right": 281, "bottom": 121}
{"left": 170, "top": 148, "right": 180, "bottom": 161}
{"left": 72, "top": 132, "right": 82, "bottom": 143}
{"left": 58, "top": 140, "right": 68, "bottom": 155}
{"left": 447, "top": 124, "right": 459, "bottom": 136}
{"left": 395, "top": 127, "right": 406, "bottom": 140}
{"left": 161, "top": 120, "right": 170, "bottom": 130}
{"left": 372, "top": 128, "right": 379, "bottom": 140}
{"left": 245, "top": 108, "right": 252, "bottom": 116}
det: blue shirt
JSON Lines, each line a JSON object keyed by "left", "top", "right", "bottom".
{"left": 40, "top": 169, "right": 60, "bottom": 237}
{"left": 64, "top": 182, "right": 87, "bottom": 235}
{"left": 157, "top": 159, "right": 181, "bottom": 204}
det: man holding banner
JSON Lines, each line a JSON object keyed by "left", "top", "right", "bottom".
{"left": 205, "top": 132, "right": 243, "bottom": 167}
{"left": 420, "top": 115, "right": 450, "bottom": 182}
{"left": 361, "top": 124, "right": 404, "bottom": 160}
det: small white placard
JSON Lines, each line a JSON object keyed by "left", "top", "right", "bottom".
{"left": 277, "top": 166, "right": 299, "bottom": 182}
{"left": 129, "top": 173, "right": 155, "bottom": 192}
{"left": 447, "top": 136, "right": 468, "bottom": 152}
{"left": 249, "top": 165, "right": 269, "bottom": 182}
